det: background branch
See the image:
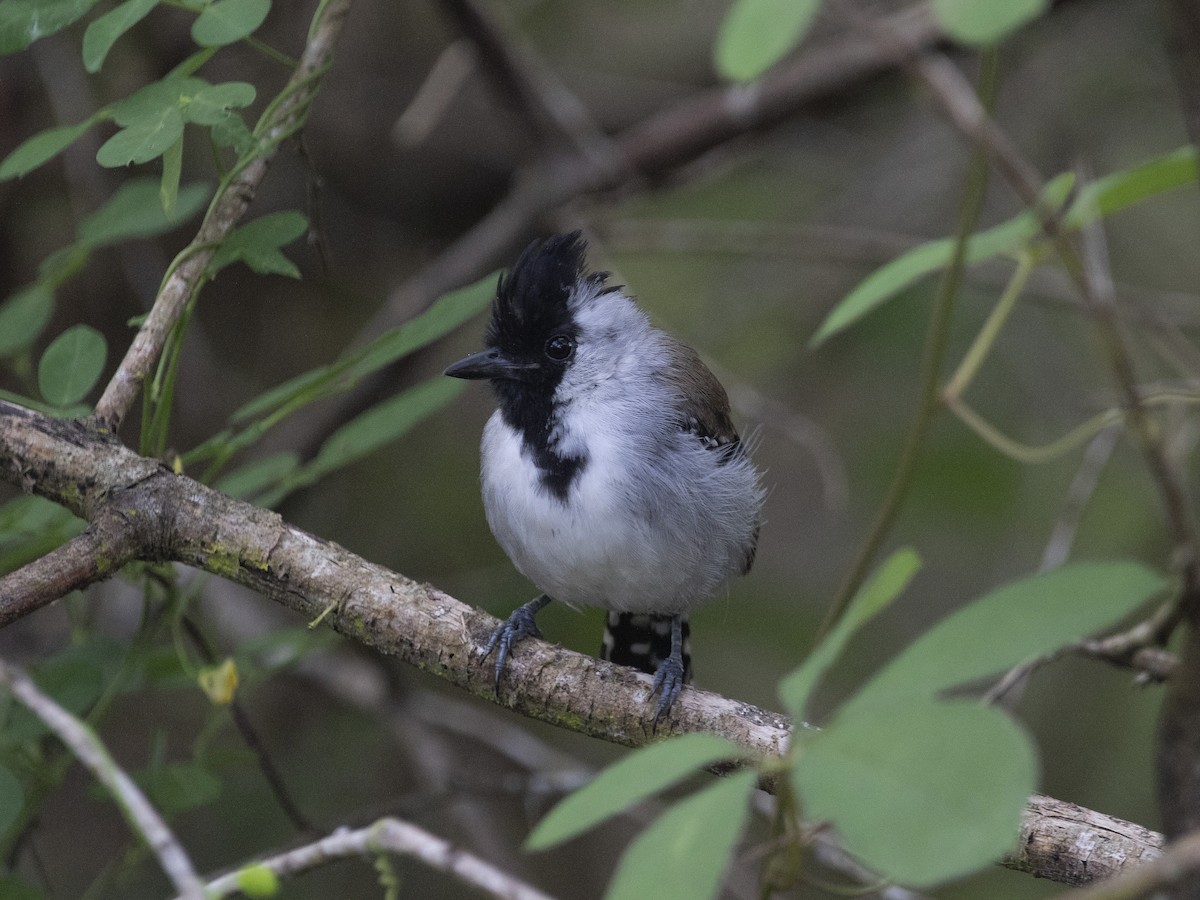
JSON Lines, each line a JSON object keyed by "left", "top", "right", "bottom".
{"left": 193, "top": 816, "right": 556, "bottom": 900}
{"left": 0, "top": 656, "right": 205, "bottom": 899}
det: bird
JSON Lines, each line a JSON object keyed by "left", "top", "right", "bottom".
{"left": 444, "top": 231, "right": 764, "bottom": 725}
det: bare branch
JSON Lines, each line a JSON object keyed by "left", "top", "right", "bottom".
{"left": 194, "top": 816, "right": 556, "bottom": 900}
{"left": 0, "top": 655, "right": 205, "bottom": 899}
{"left": 92, "top": 0, "right": 354, "bottom": 431}
{"left": 0, "top": 507, "right": 140, "bottom": 624}
{"left": 1012, "top": 794, "right": 1163, "bottom": 887}
{"left": 1054, "top": 826, "right": 1200, "bottom": 899}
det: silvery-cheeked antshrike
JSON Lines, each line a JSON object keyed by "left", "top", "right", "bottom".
{"left": 445, "top": 232, "right": 765, "bottom": 724}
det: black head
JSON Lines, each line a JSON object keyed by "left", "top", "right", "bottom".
{"left": 444, "top": 231, "right": 610, "bottom": 389}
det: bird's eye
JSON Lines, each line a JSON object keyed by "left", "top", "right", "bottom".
{"left": 544, "top": 334, "right": 575, "bottom": 361}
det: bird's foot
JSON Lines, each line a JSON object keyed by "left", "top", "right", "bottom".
{"left": 649, "top": 653, "right": 686, "bottom": 731}
{"left": 479, "top": 594, "right": 550, "bottom": 691}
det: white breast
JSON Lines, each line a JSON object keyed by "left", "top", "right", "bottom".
{"left": 479, "top": 383, "right": 762, "bottom": 615}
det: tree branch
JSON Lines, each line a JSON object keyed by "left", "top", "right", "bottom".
{"left": 0, "top": 398, "right": 1167, "bottom": 885}
{"left": 0, "top": 655, "right": 206, "bottom": 899}
{"left": 92, "top": 0, "right": 354, "bottom": 431}
{"left": 192, "top": 816, "right": 556, "bottom": 900}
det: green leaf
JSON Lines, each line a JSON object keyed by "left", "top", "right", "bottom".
{"left": 931, "top": 0, "right": 1049, "bottom": 46}
{"left": 96, "top": 77, "right": 209, "bottom": 167}
{"left": 0, "top": 0, "right": 103, "bottom": 54}
{"left": 0, "top": 283, "right": 54, "bottom": 357}
{"left": 301, "top": 377, "right": 464, "bottom": 484}
{"left": 232, "top": 273, "right": 495, "bottom": 423}
{"left": 211, "top": 112, "right": 255, "bottom": 154}
{"left": 0, "top": 119, "right": 95, "bottom": 179}
{"left": 606, "top": 769, "right": 758, "bottom": 900}
{"left": 526, "top": 733, "right": 744, "bottom": 851}
{"left": 0, "top": 765, "right": 23, "bottom": 838}
{"left": 778, "top": 548, "right": 920, "bottom": 721}
{"left": 235, "top": 864, "right": 280, "bottom": 898}
{"left": 97, "top": 105, "right": 183, "bottom": 167}
{"left": 183, "top": 80, "right": 256, "bottom": 125}
{"left": 112, "top": 76, "right": 208, "bottom": 125}
{"left": 82, "top": 0, "right": 158, "bottom": 72}
{"left": 1067, "top": 145, "right": 1200, "bottom": 227}
{"left": 209, "top": 210, "right": 306, "bottom": 278}
{"left": 136, "top": 761, "right": 222, "bottom": 814}
{"left": 714, "top": 0, "right": 820, "bottom": 83}
{"left": 0, "top": 495, "right": 85, "bottom": 577}
{"left": 38, "top": 324, "right": 107, "bottom": 406}
{"left": 160, "top": 134, "right": 183, "bottom": 216}
{"left": 191, "top": 0, "right": 270, "bottom": 47}
{"left": 811, "top": 172, "right": 1074, "bottom": 346}
{"left": 793, "top": 700, "right": 1035, "bottom": 886}
{"left": 844, "top": 562, "right": 1166, "bottom": 717}
{"left": 214, "top": 451, "right": 299, "bottom": 498}
{"left": 78, "top": 177, "right": 210, "bottom": 247}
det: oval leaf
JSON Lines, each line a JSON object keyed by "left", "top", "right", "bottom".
{"left": 0, "top": 120, "right": 95, "bottom": 179}
{"left": 931, "top": 0, "right": 1049, "bottom": 46}
{"left": 0, "top": 0, "right": 104, "bottom": 54}
{"left": 79, "top": 178, "right": 210, "bottom": 248}
{"left": 184, "top": 80, "right": 256, "bottom": 125}
{"left": 794, "top": 700, "right": 1036, "bottom": 886}
{"left": 209, "top": 210, "right": 306, "bottom": 278}
{"left": 191, "top": 0, "right": 270, "bottom": 47}
{"left": 845, "top": 561, "right": 1166, "bottom": 717}
{"left": 0, "top": 283, "right": 55, "bottom": 357}
{"left": 526, "top": 733, "right": 744, "bottom": 851}
{"left": 38, "top": 324, "right": 107, "bottom": 406}
{"left": 96, "top": 105, "right": 183, "bottom": 167}
{"left": 606, "top": 769, "right": 758, "bottom": 900}
{"left": 714, "top": 0, "right": 820, "bottom": 83}
{"left": 82, "top": 0, "right": 159, "bottom": 72}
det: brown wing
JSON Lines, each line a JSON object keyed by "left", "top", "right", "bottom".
{"left": 658, "top": 336, "right": 759, "bottom": 573}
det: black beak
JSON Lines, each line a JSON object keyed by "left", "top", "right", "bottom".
{"left": 444, "top": 348, "right": 536, "bottom": 381}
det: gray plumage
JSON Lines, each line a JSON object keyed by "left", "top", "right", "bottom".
{"left": 445, "top": 232, "right": 764, "bottom": 723}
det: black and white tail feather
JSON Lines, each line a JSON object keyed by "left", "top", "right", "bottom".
{"left": 601, "top": 612, "right": 692, "bottom": 682}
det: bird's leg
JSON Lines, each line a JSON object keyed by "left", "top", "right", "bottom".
{"left": 479, "top": 593, "right": 552, "bottom": 691}
{"left": 649, "top": 614, "right": 687, "bottom": 729}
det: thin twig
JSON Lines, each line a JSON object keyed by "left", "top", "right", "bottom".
{"left": 1040, "top": 426, "right": 1121, "bottom": 572}
{"left": 179, "top": 616, "right": 317, "bottom": 835}
{"left": 92, "top": 0, "right": 354, "bottom": 431}
{"left": 816, "top": 47, "right": 1000, "bottom": 638}
{"left": 0, "top": 656, "right": 205, "bottom": 899}
{"left": 192, "top": 816, "right": 557, "bottom": 900}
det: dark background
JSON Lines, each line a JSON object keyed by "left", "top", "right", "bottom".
{"left": 0, "top": 0, "right": 1195, "bottom": 896}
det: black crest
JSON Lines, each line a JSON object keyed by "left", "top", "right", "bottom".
{"left": 487, "top": 231, "right": 587, "bottom": 353}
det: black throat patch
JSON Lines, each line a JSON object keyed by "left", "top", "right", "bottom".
{"left": 486, "top": 233, "right": 596, "bottom": 501}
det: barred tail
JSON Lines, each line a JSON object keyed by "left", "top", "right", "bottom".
{"left": 601, "top": 613, "right": 692, "bottom": 681}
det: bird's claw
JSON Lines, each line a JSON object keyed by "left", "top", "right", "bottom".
{"left": 480, "top": 603, "right": 544, "bottom": 691}
{"left": 649, "top": 654, "right": 686, "bottom": 731}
